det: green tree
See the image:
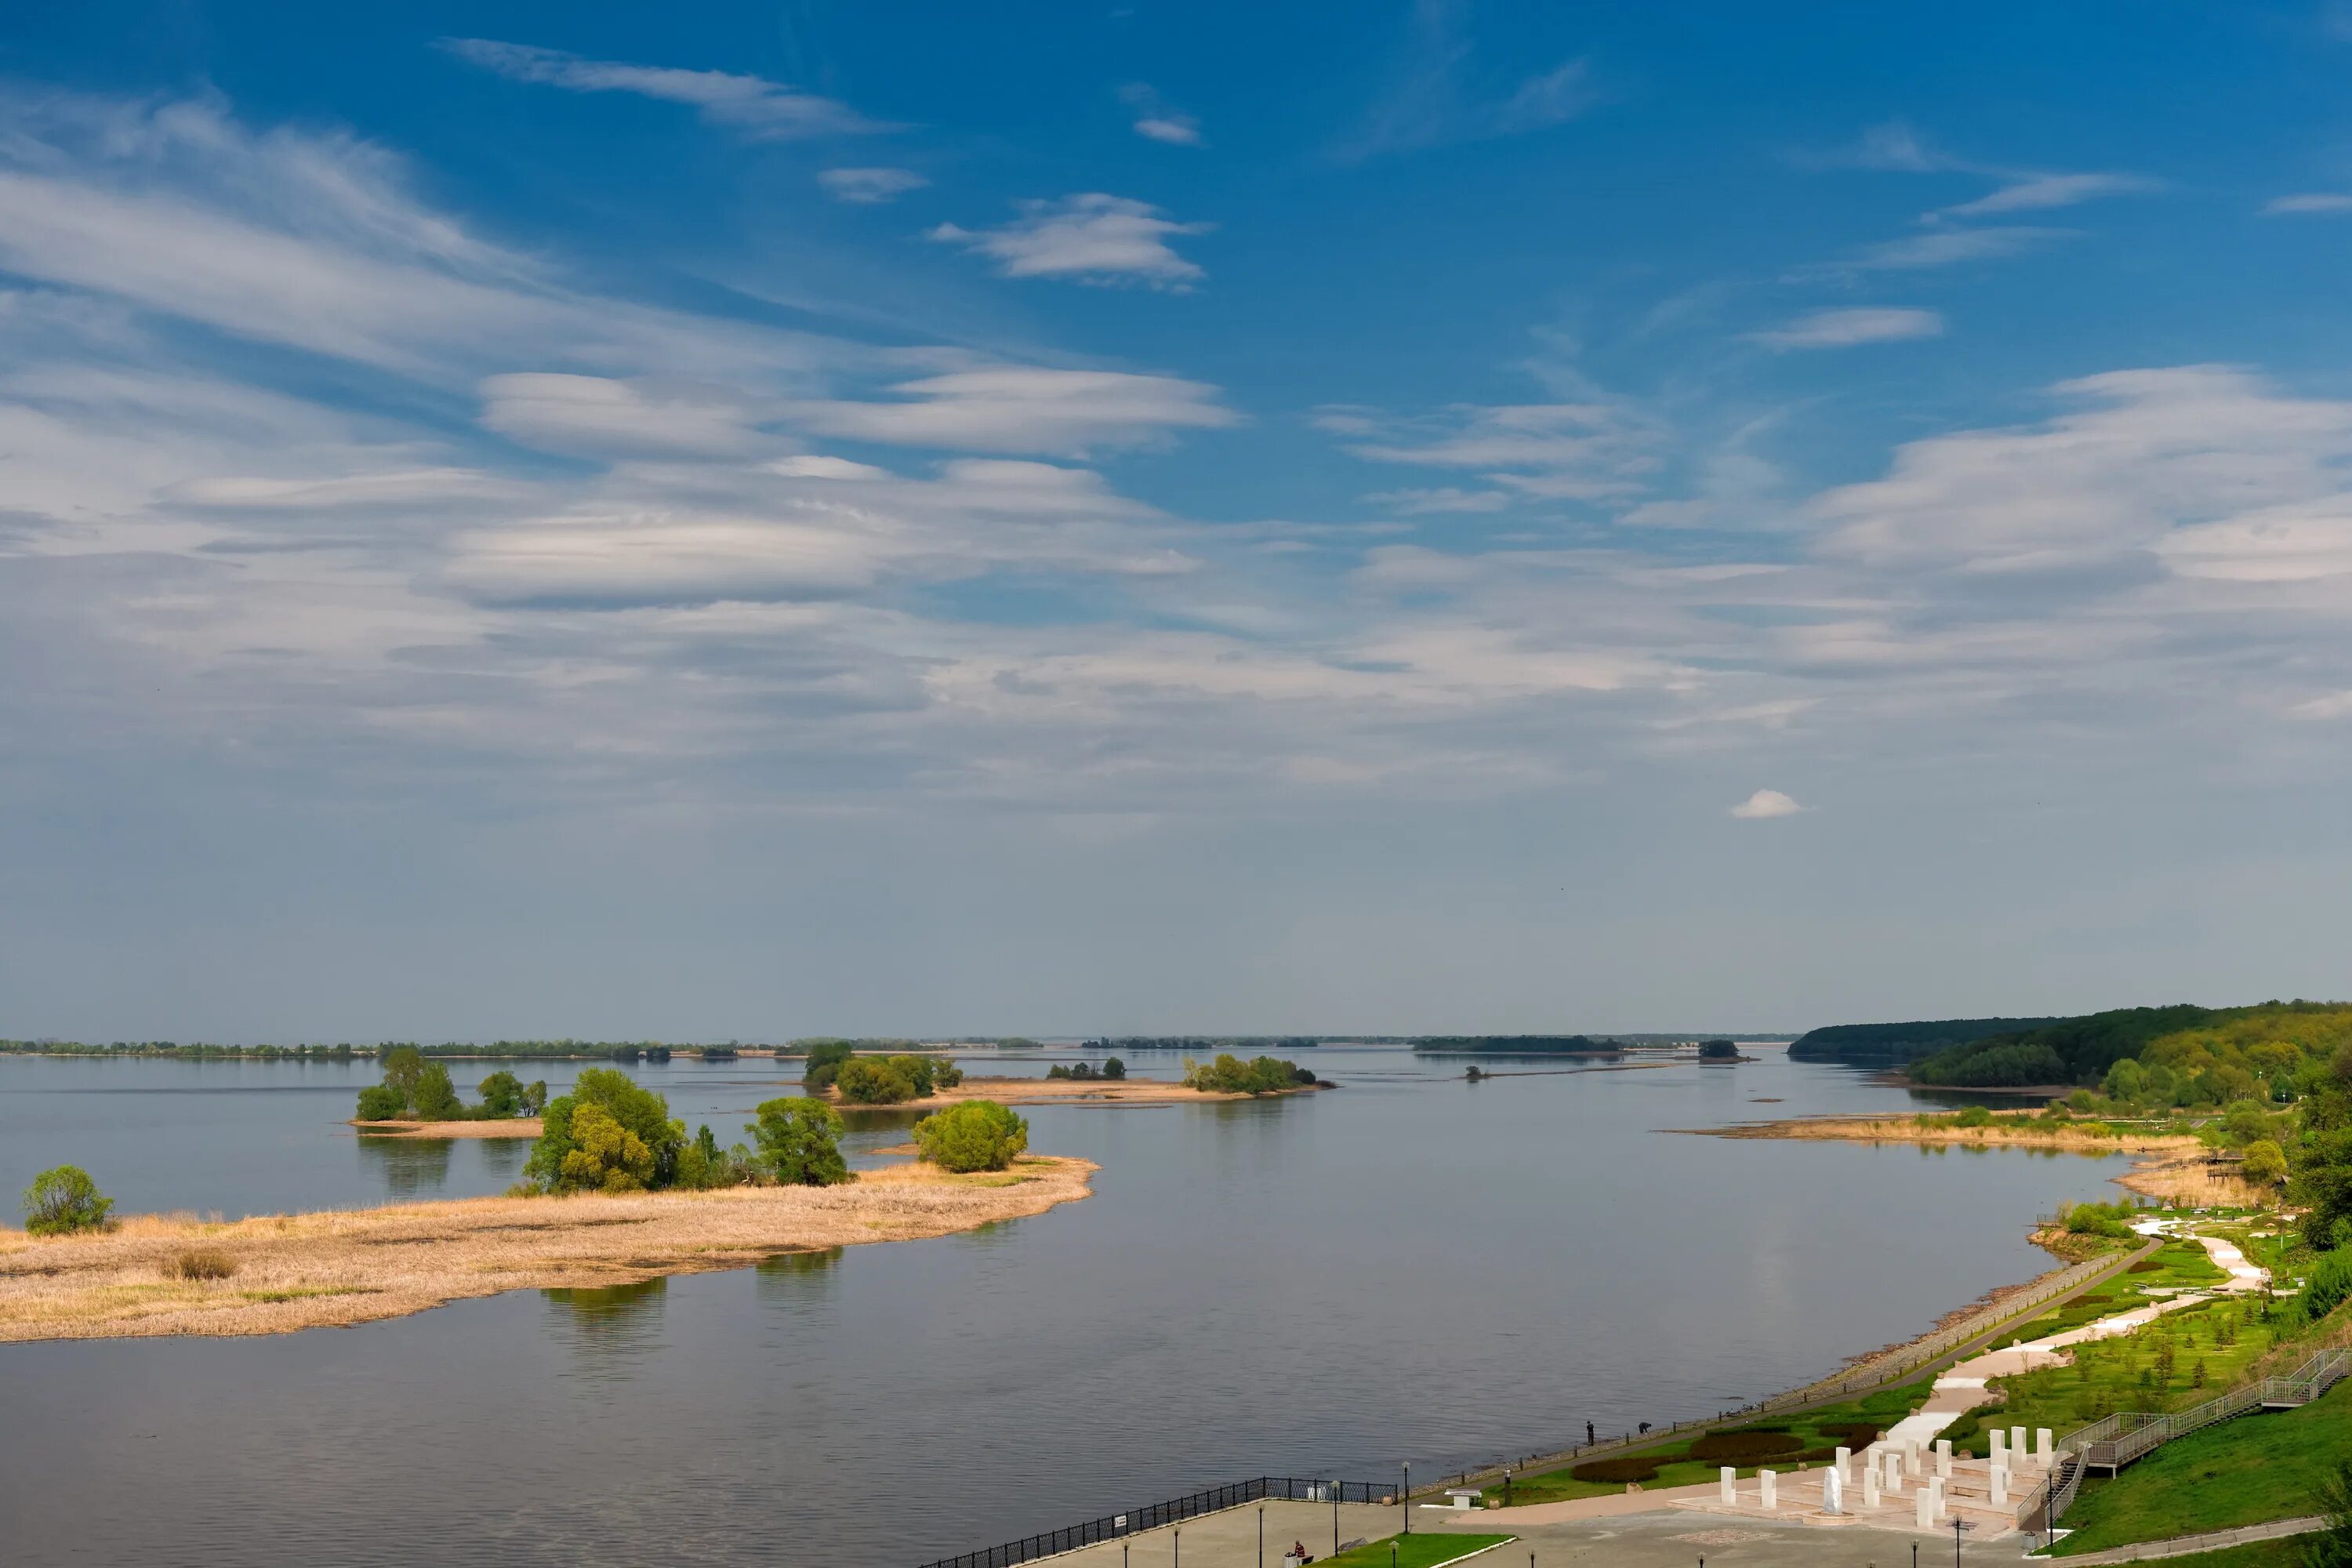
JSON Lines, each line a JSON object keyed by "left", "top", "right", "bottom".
{"left": 380, "top": 1045, "right": 426, "bottom": 1111}
{"left": 2244, "top": 1138, "right": 2288, "bottom": 1186}
{"left": 1102, "top": 1057, "right": 1126, "bottom": 1080}
{"left": 558, "top": 1102, "right": 655, "bottom": 1192}
{"left": 749, "top": 1097, "right": 851, "bottom": 1185}
{"left": 884, "top": 1054, "right": 938, "bottom": 1095}
{"left": 522, "top": 1080, "right": 548, "bottom": 1116}
{"left": 411, "top": 1062, "right": 463, "bottom": 1121}
{"left": 799, "top": 1040, "right": 856, "bottom": 1091}
{"left": 525, "top": 1069, "right": 685, "bottom": 1194}
{"left": 835, "top": 1058, "right": 920, "bottom": 1105}
{"left": 2307, "top": 1456, "right": 2352, "bottom": 1568}
{"left": 354, "top": 1083, "right": 405, "bottom": 1121}
{"left": 2103, "top": 1057, "right": 2148, "bottom": 1102}
{"left": 23, "top": 1165, "right": 113, "bottom": 1236}
{"left": 913, "top": 1100, "right": 1029, "bottom": 1172}
{"left": 477, "top": 1070, "right": 526, "bottom": 1119}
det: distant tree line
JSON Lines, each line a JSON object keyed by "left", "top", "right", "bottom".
{"left": 1786, "top": 1018, "right": 2063, "bottom": 1065}
{"left": 1411, "top": 1035, "right": 1627, "bottom": 1054}
{"left": 1181, "top": 1054, "right": 1319, "bottom": 1094}
{"left": 1046, "top": 1059, "right": 1126, "bottom": 1080}
{"left": 1083, "top": 1036, "right": 1324, "bottom": 1051}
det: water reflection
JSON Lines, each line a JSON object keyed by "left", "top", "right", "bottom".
{"left": 354, "top": 1134, "right": 452, "bottom": 1196}
{"left": 543, "top": 1278, "right": 669, "bottom": 1383}
{"left": 755, "top": 1247, "right": 841, "bottom": 1311}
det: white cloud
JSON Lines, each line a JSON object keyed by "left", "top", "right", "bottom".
{"left": 1119, "top": 84, "right": 1203, "bottom": 146}
{"left": 927, "top": 194, "right": 1210, "bottom": 289}
{"left": 1730, "top": 788, "right": 1802, "bottom": 818}
{"left": 2263, "top": 192, "right": 2352, "bottom": 216}
{"left": 818, "top": 167, "right": 928, "bottom": 204}
{"left": 1340, "top": 402, "right": 1660, "bottom": 502}
{"left": 445, "top": 511, "right": 896, "bottom": 607}
{"left": 1364, "top": 487, "right": 1514, "bottom": 514}
{"left": 162, "top": 467, "right": 527, "bottom": 509}
{"left": 479, "top": 374, "right": 775, "bottom": 459}
{"left": 1930, "top": 172, "right": 2157, "bottom": 221}
{"left": 791, "top": 367, "right": 1236, "bottom": 456}
{"left": 1802, "top": 227, "right": 2069, "bottom": 277}
{"left": 766, "top": 455, "right": 891, "bottom": 481}
{"left": 1748, "top": 307, "right": 1944, "bottom": 350}
{"left": 438, "top": 38, "right": 896, "bottom": 140}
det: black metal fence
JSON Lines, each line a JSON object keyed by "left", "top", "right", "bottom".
{"left": 915, "top": 1477, "right": 1397, "bottom": 1568}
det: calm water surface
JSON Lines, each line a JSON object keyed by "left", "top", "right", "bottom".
{"left": 0, "top": 1047, "right": 2129, "bottom": 1566}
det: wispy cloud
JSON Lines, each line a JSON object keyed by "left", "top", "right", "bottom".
{"left": 2263, "top": 192, "right": 2352, "bottom": 216}
{"left": 438, "top": 38, "right": 898, "bottom": 140}
{"left": 1747, "top": 307, "right": 1944, "bottom": 350}
{"left": 818, "top": 167, "right": 929, "bottom": 205}
{"left": 1335, "top": 0, "right": 1601, "bottom": 160}
{"left": 790, "top": 368, "right": 1237, "bottom": 456}
{"left": 1119, "top": 84, "right": 1203, "bottom": 147}
{"left": 1795, "top": 226, "right": 2069, "bottom": 278}
{"left": 1930, "top": 172, "right": 2158, "bottom": 221}
{"left": 927, "top": 194, "right": 1210, "bottom": 289}
{"left": 1334, "top": 401, "right": 1661, "bottom": 502}
{"left": 1363, "top": 486, "right": 1513, "bottom": 514}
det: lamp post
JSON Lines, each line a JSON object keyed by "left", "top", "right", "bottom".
{"left": 1333, "top": 1483, "right": 1341, "bottom": 1558}
{"left": 1258, "top": 1504, "right": 1264, "bottom": 1568}
{"left": 1403, "top": 1461, "right": 1410, "bottom": 1534}
{"left": 1174, "top": 1526, "right": 1180, "bottom": 1568}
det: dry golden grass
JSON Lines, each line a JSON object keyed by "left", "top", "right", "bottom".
{"left": 0, "top": 1155, "right": 1094, "bottom": 1343}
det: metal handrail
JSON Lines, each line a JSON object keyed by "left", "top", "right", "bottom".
{"left": 914, "top": 1477, "right": 1398, "bottom": 1568}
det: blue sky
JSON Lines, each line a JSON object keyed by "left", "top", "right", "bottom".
{"left": 9, "top": 2, "right": 2352, "bottom": 1039}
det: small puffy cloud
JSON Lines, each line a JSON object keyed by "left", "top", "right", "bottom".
{"left": 818, "top": 167, "right": 928, "bottom": 205}
{"left": 1730, "top": 788, "right": 1802, "bottom": 819}
{"left": 1748, "top": 307, "right": 1944, "bottom": 350}
{"left": 439, "top": 38, "right": 895, "bottom": 140}
{"left": 1120, "top": 84, "right": 1202, "bottom": 146}
{"left": 2263, "top": 192, "right": 2352, "bottom": 216}
{"left": 927, "top": 194, "right": 1210, "bottom": 289}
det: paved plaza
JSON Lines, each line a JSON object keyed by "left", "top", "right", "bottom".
{"left": 1051, "top": 1500, "right": 1403, "bottom": 1568}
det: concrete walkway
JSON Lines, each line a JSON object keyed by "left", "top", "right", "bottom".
{"left": 1048, "top": 1501, "right": 1404, "bottom": 1568}
{"left": 1417, "top": 1505, "right": 2023, "bottom": 1568}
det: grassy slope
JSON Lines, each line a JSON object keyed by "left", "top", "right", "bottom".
{"left": 1322, "top": 1534, "right": 1512, "bottom": 1568}
{"left": 2066, "top": 1539, "right": 2310, "bottom": 1568}
{"left": 1486, "top": 1375, "right": 1936, "bottom": 1506}
{"left": 2049, "top": 1380, "right": 2351, "bottom": 1555}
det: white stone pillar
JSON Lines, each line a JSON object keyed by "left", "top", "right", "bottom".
{"left": 2036, "top": 1428, "right": 2053, "bottom": 1465}
{"left": 1721, "top": 1466, "right": 1736, "bottom": 1505}
{"left": 1928, "top": 1478, "right": 1944, "bottom": 1522}
{"left": 1991, "top": 1465, "right": 2008, "bottom": 1508}
{"left": 2011, "top": 1425, "right": 2027, "bottom": 1459}
{"left": 1759, "top": 1469, "right": 1777, "bottom": 1511}
{"left": 1916, "top": 1488, "right": 1936, "bottom": 1530}
{"left": 1990, "top": 1428, "right": 2007, "bottom": 1468}
{"left": 1864, "top": 1465, "right": 1881, "bottom": 1508}
{"left": 1882, "top": 1449, "right": 1904, "bottom": 1494}
{"left": 1835, "top": 1446, "right": 1852, "bottom": 1487}
{"left": 1936, "top": 1438, "right": 1952, "bottom": 1478}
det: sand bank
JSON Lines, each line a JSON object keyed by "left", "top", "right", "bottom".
{"left": 836, "top": 1076, "right": 1325, "bottom": 1111}
{"left": 0, "top": 1156, "right": 1094, "bottom": 1344}
{"left": 353, "top": 1117, "right": 543, "bottom": 1138}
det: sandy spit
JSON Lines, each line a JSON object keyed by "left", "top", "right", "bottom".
{"left": 0, "top": 1156, "right": 1095, "bottom": 1344}
{"left": 1682, "top": 1115, "right": 2269, "bottom": 1206}
{"left": 352, "top": 1118, "right": 543, "bottom": 1138}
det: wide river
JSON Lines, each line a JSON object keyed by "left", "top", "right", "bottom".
{"left": 0, "top": 1045, "right": 2129, "bottom": 1566}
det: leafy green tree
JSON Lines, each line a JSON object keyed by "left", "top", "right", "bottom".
{"left": 2243, "top": 1138, "right": 2288, "bottom": 1185}
{"left": 525, "top": 1069, "right": 686, "bottom": 1194}
{"left": 934, "top": 1062, "right": 964, "bottom": 1089}
{"left": 380, "top": 1045, "right": 426, "bottom": 1110}
{"left": 913, "top": 1100, "right": 1029, "bottom": 1172}
{"left": 2307, "top": 1456, "right": 2352, "bottom": 1568}
{"left": 523, "top": 1080, "right": 548, "bottom": 1116}
{"left": 2103, "top": 1057, "right": 2147, "bottom": 1102}
{"left": 1102, "top": 1057, "right": 1126, "bottom": 1080}
{"left": 23, "top": 1165, "right": 113, "bottom": 1236}
{"left": 799, "top": 1040, "right": 856, "bottom": 1091}
{"left": 884, "top": 1054, "right": 938, "bottom": 1095}
{"left": 750, "top": 1097, "right": 851, "bottom": 1185}
{"left": 835, "top": 1058, "right": 920, "bottom": 1105}
{"left": 354, "top": 1083, "right": 405, "bottom": 1121}
{"left": 411, "top": 1062, "right": 463, "bottom": 1121}
{"left": 477, "top": 1071, "right": 526, "bottom": 1118}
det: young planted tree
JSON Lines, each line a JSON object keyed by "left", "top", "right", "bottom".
{"left": 23, "top": 1165, "right": 114, "bottom": 1236}
{"left": 749, "top": 1097, "right": 851, "bottom": 1185}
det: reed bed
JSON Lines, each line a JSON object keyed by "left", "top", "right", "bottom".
{"left": 0, "top": 1156, "right": 1094, "bottom": 1344}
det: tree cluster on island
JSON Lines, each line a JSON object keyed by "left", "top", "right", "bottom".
{"left": 1044, "top": 1058, "right": 1125, "bottom": 1080}
{"left": 1080, "top": 1036, "right": 1323, "bottom": 1052}
{"left": 354, "top": 1046, "right": 547, "bottom": 1122}
{"left": 798, "top": 1040, "right": 966, "bottom": 1105}
{"left": 1410, "top": 1035, "right": 1628, "bottom": 1054}
{"left": 1181, "top": 1053, "right": 1318, "bottom": 1094}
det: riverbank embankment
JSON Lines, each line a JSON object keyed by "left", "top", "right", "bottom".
{"left": 0, "top": 1156, "right": 1094, "bottom": 1343}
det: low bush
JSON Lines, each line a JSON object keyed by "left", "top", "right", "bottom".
{"left": 172, "top": 1249, "right": 237, "bottom": 1280}
{"left": 913, "top": 1100, "right": 1029, "bottom": 1172}
{"left": 1567, "top": 1456, "right": 1661, "bottom": 1484}
{"left": 22, "top": 1165, "right": 114, "bottom": 1236}
{"left": 2303, "top": 1248, "right": 2352, "bottom": 1323}
{"left": 354, "top": 1083, "right": 405, "bottom": 1121}
{"left": 2129, "top": 1259, "right": 2164, "bottom": 1273}
{"left": 835, "top": 1058, "right": 921, "bottom": 1105}
{"left": 1689, "top": 1429, "right": 1804, "bottom": 1461}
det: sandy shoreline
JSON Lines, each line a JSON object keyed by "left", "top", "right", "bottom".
{"left": 1685, "top": 1113, "right": 2264, "bottom": 1206}
{"left": 0, "top": 1156, "right": 1095, "bottom": 1343}
{"left": 354, "top": 1117, "right": 543, "bottom": 1138}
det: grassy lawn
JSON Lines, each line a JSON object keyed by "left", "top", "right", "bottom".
{"left": 1319, "top": 1533, "right": 1512, "bottom": 1568}
{"left": 2047, "top": 1380, "right": 2351, "bottom": 1555}
{"left": 2053, "top": 1537, "right": 2310, "bottom": 1568}
{"left": 1944, "top": 1245, "right": 2288, "bottom": 1457}
{"left": 1483, "top": 1374, "right": 1937, "bottom": 1506}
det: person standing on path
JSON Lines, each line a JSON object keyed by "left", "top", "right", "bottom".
{"left": 1587, "top": 1421, "right": 1595, "bottom": 1446}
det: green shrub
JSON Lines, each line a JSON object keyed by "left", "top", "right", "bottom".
{"left": 835, "top": 1058, "right": 920, "bottom": 1105}
{"left": 2243, "top": 1138, "right": 2288, "bottom": 1185}
{"left": 1102, "top": 1057, "right": 1127, "bottom": 1080}
{"left": 1182, "top": 1052, "right": 1315, "bottom": 1094}
{"left": 2303, "top": 1248, "right": 2352, "bottom": 1323}
{"left": 1568, "top": 1456, "right": 1661, "bottom": 1483}
{"left": 1690, "top": 1429, "right": 1804, "bottom": 1461}
{"left": 1819, "top": 1422, "right": 1883, "bottom": 1447}
{"left": 913, "top": 1100, "right": 1029, "bottom": 1172}
{"left": 172, "top": 1248, "right": 236, "bottom": 1280}
{"left": 749, "top": 1097, "right": 851, "bottom": 1185}
{"left": 354, "top": 1083, "right": 405, "bottom": 1121}
{"left": 23, "top": 1165, "right": 113, "bottom": 1236}
{"left": 934, "top": 1062, "right": 964, "bottom": 1089}
{"left": 1954, "top": 1105, "right": 1995, "bottom": 1127}
{"left": 884, "top": 1054, "right": 938, "bottom": 1095}
{"left": 477, "top": 1070, "right": 526, "bottom": 1118}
